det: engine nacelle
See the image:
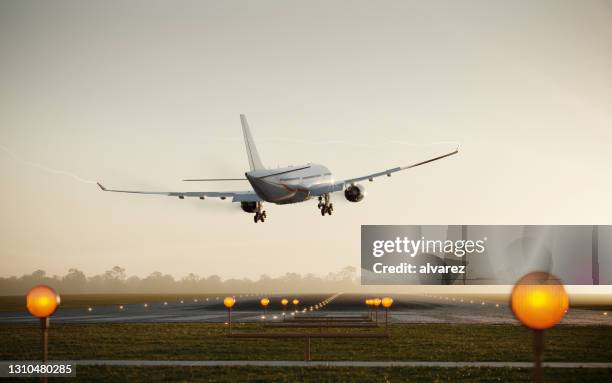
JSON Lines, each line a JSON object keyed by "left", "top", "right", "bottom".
{"left": 241, "top": 201, "right": 258, "bottom": 213}
{"left": 344, "top": 184, "right": 366, "bottom": 202}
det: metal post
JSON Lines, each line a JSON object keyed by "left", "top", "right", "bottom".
{"left": 41, "top": 317, "right": 49, "bottom": 383}
{"left": 592, "top": 225, "right": 600, "bottom": 285}
{"left": 227, "top": 308, "right": 232, "bottom": 335}
{"left": 385, "top": 308, "right": 388, "bottom": 330}
{"left": 375, "top": 307, "right": 378, "bottom": 324}
{"left": 41, "top": 317, "right": 49, "bottom": 362}
{"left": 305, "top": 337, "right": 311, "bottom": 361}
{"left": 533, "top": 330, "right": 544, "bottom": 383}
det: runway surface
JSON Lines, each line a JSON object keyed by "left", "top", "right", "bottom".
{"left": 1, "top": 294, "right": 609, "bottom": 325}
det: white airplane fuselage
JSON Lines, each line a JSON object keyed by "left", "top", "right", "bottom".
{"left": 246, "top": 163, "right": 333, "bottom": 204}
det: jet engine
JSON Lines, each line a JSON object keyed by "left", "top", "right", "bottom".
{"left": 344, "top": 184, "right": 366, "bottom": 202}
{"left": 241, "top": 201, "right": 258, "bottom": 213}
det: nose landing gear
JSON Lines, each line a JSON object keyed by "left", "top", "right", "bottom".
{"left": 254, "top": 202, "right": 267, "bottom": 223}
{"left": 317, "top": 194, "right": 333, "bottom": 216}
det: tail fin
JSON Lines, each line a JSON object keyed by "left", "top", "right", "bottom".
{"left": 240, "top": 114, "right": 265, "bottom": 170}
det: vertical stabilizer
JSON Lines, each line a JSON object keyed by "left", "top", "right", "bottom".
{"left": 240, "top": 114, "right": 265, "bottom": 170}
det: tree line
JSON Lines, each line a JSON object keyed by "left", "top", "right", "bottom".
{"left": 0, "top": 266, "right": 358, "bottom": 295}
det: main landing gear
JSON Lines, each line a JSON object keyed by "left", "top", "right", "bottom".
{"left": 254, "top": 202, "right": 267, "bottom": 223}
{"left": 318, "top": 194, "right": 333, "bottom": 216}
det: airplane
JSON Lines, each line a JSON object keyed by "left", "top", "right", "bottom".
{"left": 97, "top": 115, "right": 458, "bottom": 223}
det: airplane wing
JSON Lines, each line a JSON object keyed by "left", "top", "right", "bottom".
{"left": 312, "top": 147, "right": 459, "bottom": 196}
{"left": 97, "top": 183, "right": 261, "bottom": 202}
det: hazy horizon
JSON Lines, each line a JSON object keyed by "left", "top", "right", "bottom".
{"left": 1, "top": 0, "right": 611, "bottom": 281}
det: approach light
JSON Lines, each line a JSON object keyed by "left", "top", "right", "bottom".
{"left": 511, "top": 271, "right": 569, "bottom": 383}
{"left": 281, "top": 298, "right": 288, "bottom": 306}
{"left": 381, "top": 297, "right": 394, "bottom": 329}
{"left": 511, "top": 272, "right": 568, "bottom": 330}
{"left": 381, "top": 297, "right": 394, "bottom": 308}
{"left": 25, "top": 285, "right": 61, "bottom": 364}
{"left": 26, "top": 285, "right": 60, "bottom": 318}
{"left": 224, "top": 297, "right": 235, "bottom": 334}
{"left": 260, "top": 298, "right": 270, "bottom": 307}
{"left": 224, "top": 297, "right": 236, "bottom": 309}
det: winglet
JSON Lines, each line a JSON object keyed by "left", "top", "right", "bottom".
{"left": 97, "top": 182, "right": 107, "bottom": 191}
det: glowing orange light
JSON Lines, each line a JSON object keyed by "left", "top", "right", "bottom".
{"left": 281, "top": 298, "right": 289, "bottom": 306}
{"left": 224, "top": 296, "right": 235, "bottom": 308}
{"left": 382, "top": 297, "right": 394, "bottom": 308}
{"left": 292, "top": 299, "right": 299, "bottom": 305}
{"left": 26, "top": 285, "right": 60, "bottom": 318}
{"left": 260, "top": 298, "right": 270, "bottom": 307}
{"left": 373, "top": 298, "right": 382, "bottom": 307}
{"left": 511, "top": 272, "right": 569, "bottom": 330}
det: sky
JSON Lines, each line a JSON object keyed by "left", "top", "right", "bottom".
{"left": 1, "top": 0, "right": 611, "bottom": 281}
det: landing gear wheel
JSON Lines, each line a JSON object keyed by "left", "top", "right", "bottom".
{"left": 318, "top": 194, "right": 334, "bottom": 217}
{"left": 253, "top": 203, "right": 267, "bottom": 223}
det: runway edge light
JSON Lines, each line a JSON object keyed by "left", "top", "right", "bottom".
{"left": 224, "top": 296, "right": 236, "bottom": 334}
{"left": 511, "top": 271, "right": 569, "bottom": 383}
{"left": 382, "top": 297, "right": 394, "bottom": 330}
{"left": 26, "top": 285, "right": 61, "bottom": 364}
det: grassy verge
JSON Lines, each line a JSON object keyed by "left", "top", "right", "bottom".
{"left": 1, "top": 323, "right": 611, "bottom": 362}
{"left": 2, "top": 366, "right": 612, "bottom": 382}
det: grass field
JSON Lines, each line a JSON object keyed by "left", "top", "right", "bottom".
{"left": 5, "top": 366, "right": 612, "bottom": 383}
{"left": 1, "top": 323, "right": 611, "bottom": 362}
{"left": 1, "top": 323, "right": 610, "bottom": 381}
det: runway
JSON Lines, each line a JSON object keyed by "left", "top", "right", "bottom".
{"left": 0, "top": 294, "right": 609, "bottom": 325}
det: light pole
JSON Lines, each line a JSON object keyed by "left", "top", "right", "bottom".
{"left": 511, "top": 272, "right": 568, "bottom": 383}
{"left": 381, "top": 297, "right": 394, "bottom": 330}
{"left": 281, "top": 298, "right": 288, "bottom": 317}
{"left": 373, "top": 298, "right": 382, "bottom": 324}
{"left": 223, "top": 296, "right": 235, "bottom": 334}
{"left": 26, "top": 285, "right": 60, "bottom": 383}
{"left": 292, "top": 298, "right": 299, "bottom": 313}
{"left": 260, "top": 297, "right": 270, "bottom": 319}
{"left": 365, "top": 298, "right": 372, "bottom": 319}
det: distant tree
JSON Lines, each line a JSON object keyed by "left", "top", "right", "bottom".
{"left": 104, "top": 266, "right": 127, "bottom": 281}
{"left": 62, "top": 268, "right": 87, "bottom": 292}
{"left": 0, "top": 266, "right": 361, "bottom": 295}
